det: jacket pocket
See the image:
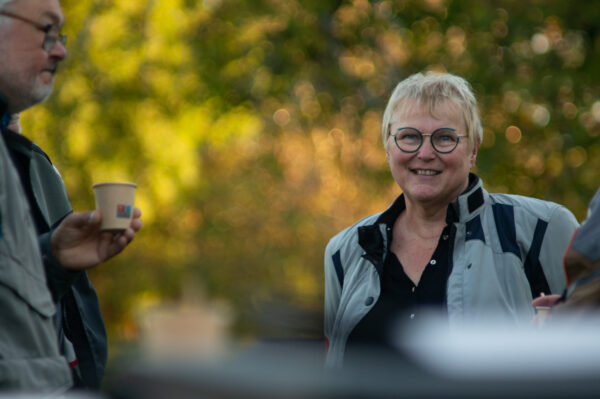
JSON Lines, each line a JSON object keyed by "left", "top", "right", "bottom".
{"left": 0, "top": 355, "right": 72, "bottom": 390}
{"left": 0, "top": 251, "right": 55, "bottom": 319}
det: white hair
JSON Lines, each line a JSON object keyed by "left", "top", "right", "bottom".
{"left": 381, "top": 72, "right": 483, "bottom": 151}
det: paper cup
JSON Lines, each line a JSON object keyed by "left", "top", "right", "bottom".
{"left": 93, "top": 182, "right": 137, "bottom": 231}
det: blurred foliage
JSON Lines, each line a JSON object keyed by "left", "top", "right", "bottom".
{"left": 21, "top": 0, "right": 600, "bottom": 358}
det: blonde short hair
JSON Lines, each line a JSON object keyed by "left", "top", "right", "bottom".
{"left": 381, "top": 72, "right": 482, "bottom": 150}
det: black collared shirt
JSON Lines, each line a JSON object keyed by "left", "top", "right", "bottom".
{"left": 347, "top": 199, "right": 457, "bottom": 348}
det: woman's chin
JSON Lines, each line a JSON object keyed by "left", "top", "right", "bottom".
{"left": 406, "top": 190, "right": 441, "bottom": 204}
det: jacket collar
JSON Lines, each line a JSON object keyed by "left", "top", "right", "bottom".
{"left": 0, "top": 92, "right": 11, "bottom": 130}
{"left": 358, "top": 173, "right": 487, "bottom": 265}
{"left": 357, "top": 195, "right": 405, "bottom": 272}
{"left": 453, "top": 173, "right": 487, "bottom": 222}
{"left": 0, "top": 91, "right": 33, "bottom": 157}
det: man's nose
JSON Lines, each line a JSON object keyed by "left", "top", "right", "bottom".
{"left": 49, "top": 40, "right": 67, "bottom": 60}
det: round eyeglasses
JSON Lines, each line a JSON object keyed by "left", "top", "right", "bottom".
{"left": 391, "top": 127, "right": 467, "bottom": 154}
{"left": 0, "top": 10, "right": 67, "bottom": 51}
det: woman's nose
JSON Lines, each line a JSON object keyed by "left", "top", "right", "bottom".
{"left": 417, "top": 136, "right": 437, "bottom": 158}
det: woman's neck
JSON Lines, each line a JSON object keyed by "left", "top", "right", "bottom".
{"left": 398, "top": 197, "right": 449, "bottom": 239}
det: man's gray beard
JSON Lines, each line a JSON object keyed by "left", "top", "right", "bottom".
{"left": 30, "top": 77, "right": 53, "bottom": 105}
{"left": 3, "top": 77, "right": 53, "bottom": 113}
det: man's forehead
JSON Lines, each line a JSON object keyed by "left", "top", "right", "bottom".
{"left": 5, "top": 0, "right": 64, "bottom": 25}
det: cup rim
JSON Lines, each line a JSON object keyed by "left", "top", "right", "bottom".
{"left": 93, "top": 182, "right": 137, "bottom": 188}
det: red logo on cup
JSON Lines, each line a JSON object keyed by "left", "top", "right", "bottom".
{"left": 116, "top": 204, "right": 132, "bottom": 218}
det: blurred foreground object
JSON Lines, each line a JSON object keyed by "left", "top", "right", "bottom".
{"left": 108, "top": 312, "right": 600, "bottom": 399}
{"left": 0, "top": 391, "right": 103, "bottom": 399}
{"left": 399, "top": 312, "right": 600, "bottom": 381}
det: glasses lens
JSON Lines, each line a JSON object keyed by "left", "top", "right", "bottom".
{"left": 43, "top": 36, "right": 55, "bottom": 51}
{"left": 432, "top": 128, "right": 459, "bottom": 153}
{"left": 43, "top": 33, "right": 66, "bottom": 51}
{"left": 395, "top": 128, "right": 422, "bottom": 152}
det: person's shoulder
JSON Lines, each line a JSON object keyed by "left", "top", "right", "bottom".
{"left": 326, "top": 212, "right": 381, "bottom": 250}
{"left": 31, "top": 142, "right": 53, "bottom": 164}
{"left": 488, "top": 192, "right": 574, "bottom": 220}
{"left": 587, "top": 188, "right": 600, "bottom": 214}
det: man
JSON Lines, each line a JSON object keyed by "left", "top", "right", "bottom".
{"left": 560, "top": 188, "right": 600, "bottom": 307}
{"left": 0, "top": 0, "right": 142, "bottom": 390}
{"left": 533, "top": 188, "right": 600, "bottom": 311}
{"left": 4, "top": 115, "right": 109, "bottom": 389}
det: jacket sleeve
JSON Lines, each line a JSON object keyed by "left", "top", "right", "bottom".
{"left": 539, "top": 205, "right": 580, "bottom": 294}
{"left": 324, "top": 239, "right": 342, "bottom": 352}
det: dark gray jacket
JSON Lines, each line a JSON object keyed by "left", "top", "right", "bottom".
{"left": 0, "top": 97, "right": 72, "bottom": 390}
{"left": 2, "top": 127, "right": 107, "bottom": 390}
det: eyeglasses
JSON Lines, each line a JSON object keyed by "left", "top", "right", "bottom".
{"left": 391, "top": 127, "right": 467, "bottom": 154}
{"left": 0, "top": 10, "right": 67, "bottom": 51}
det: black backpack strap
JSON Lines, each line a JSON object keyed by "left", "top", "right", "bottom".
{"left": 332, "top": 250, "right": 344, "bottom": 289}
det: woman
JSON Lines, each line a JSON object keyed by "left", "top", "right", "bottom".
{"left": 324, "top": 72, "right": 579, "bottom": 368}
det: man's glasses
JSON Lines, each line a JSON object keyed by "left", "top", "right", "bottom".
{"left": 391, "top": 127, "right": 467, "bottom": 154}
{"left": 0, "top": 10, "right": 67, "bottom": 51}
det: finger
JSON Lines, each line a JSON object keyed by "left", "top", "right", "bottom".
{"left": 121, "top": 226, "right": 136, "bottom": 242}
{"left": 79, "top": 210, "right": 101, "bottom": 227}
{"left": 532, "top": 294, "right": 561, "bottom": 307}
{"left": 133, "top": 207, "right": 142, "bottom": 218}
{"left": 100, "top": 234, "right": 126, "bottom": 261}
{"left": 90, "top": 209, "right": 102, "bottom": 225}
{"left": 63, "top": 210, "right": 99, "bottom": 229}
{"left": 130, "top": 217, "right": 143, "bottom": 232}
{"left": 118, "top": 234, "right": 131, "bottom": 247}
{"left": 110, "top": 234, "right": 132, "bottom": 254}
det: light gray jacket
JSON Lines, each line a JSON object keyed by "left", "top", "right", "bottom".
{"left": 324, "top": 175, "right": 579, "bottom": 368}
{"left": 0, "top": 132, "right": 72, "bottom": 390}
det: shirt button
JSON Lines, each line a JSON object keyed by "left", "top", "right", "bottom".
{"left": 430, "top": 259, "right": 437, "bottom": 265}
{"left": 409, "top": 313, "right": 415, "bottom": 320}
{"left": 411, "top": 286, "right": 415, "bottom": 293}
{"left": 443, "top": 234, "right": 449, "bottom": 240}
{"left": 365, "top": 297, "right": 374, "bottom": 306}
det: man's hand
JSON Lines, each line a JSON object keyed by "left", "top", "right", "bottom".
{"left": 531, "top": 294, "right": 561, "bottom": 308}
{"left": 51, "top": 207, "right": 143, "bottom": 270}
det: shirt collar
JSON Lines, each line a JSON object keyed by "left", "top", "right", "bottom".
{"left": 359, "top": 173, "right": 486, "bottom": 259}
{"left": 374, "top": 173, "right": 484, "bottom": 228}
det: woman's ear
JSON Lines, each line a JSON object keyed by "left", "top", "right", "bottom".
{"left": 470, "top": 142, "right": 480, "bottom": 166}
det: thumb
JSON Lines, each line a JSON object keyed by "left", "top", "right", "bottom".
{"left": 87, "top": 210, "right": 102, "bottom": 225}
{"left": 68, "top": 210, "right": 101, "bottom": 227}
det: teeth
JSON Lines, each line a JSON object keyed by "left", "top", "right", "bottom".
{"left": 415, "top": 170, "right": 438, "bottom": 175}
